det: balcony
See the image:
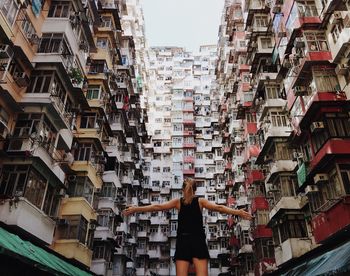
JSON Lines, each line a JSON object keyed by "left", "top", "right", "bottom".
{"left": 269, "top": 197, "right": 305, "bottom": 221}
{"left": 251, "top": 197, "right": 269, "bottom": 213}
{"left": 265, "top": 160, "right": 298, "bottom": 184}
{"left": 52, "top": 239, "right": 92, "bottom": 267}
{"left": 149, "top": 232, "right": 168, "bottom": 242}
{"left": 94, "top": 226, "right": 114, "bottom": 240}
{"left": 59, "top": 197, "right": 97, "bottom": 222}
{"left": 253, "top": 225, "right": 273, "bottom": 239}
{"left": 91, "top": 260, "right": 111, "bottom": 276}
{"left": 6, "top": 138, "right": 66, "bottom": 184}
{"left": 239, "top": 244, "right": 253, "bottom": 254}
{"left": 151, "top": 216, "right": 169, "bottom": 225}
{"left": 71, "top": 161, "right": 103, "bottom": 189}
{"left": 0, "top": 197, "right": 55, "bottom": 244}
{"left": 274, "top": 238, "right": 314, "bottom": 266}
{"left": 309, "top": 139, "right": 350, "bottom": 172}
{"left": 312, "top": 196, "right": 350, "bottom": 243}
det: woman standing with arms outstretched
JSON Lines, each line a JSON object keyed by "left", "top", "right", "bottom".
{"left": 123, "top": 178, "right": 253, "bottom": 276}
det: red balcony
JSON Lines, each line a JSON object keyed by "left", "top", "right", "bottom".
{"left": 239, "top": 64, "right": 250, "bottom": 72}
{"left": 246, "top": 122, "right": 257, "bottom": 134}
{"left": 310, "top": 139, "right": 350, "bottom": 172}
{"left": 311, "top": 196, "right": 350, "bottom": 243}
{"left": 226, "top": 180, "right": 234, "bottom": 187}
{"left": 251, "top": 197, "right": 269, "bottom": 213}
{"left": 223, "top": 146, "right": 230, "bottom": 154}
{"left": 183, "top": 119, "right": 195, "bottom": 125}
{"left": 183, "top": 130, "right": 194, "bottom": 136}
{"left": 183, "top": 169, "right": 195, "bottom": 175}
{"left": 246, "top": 170, "right": 264, "bottom": 186}
{"left": 225, "top": 162, "right": 232, "bottom": 171}
{"left": 229, "top": 236, "right": 240, "bottom": 248}
{"left": 183, "top": 143, "right": 196, "bottom": 148}
{"left": 184, "top": 156, "right": 195, "bottom": 163}
{"left": 253, "top": 225, "right": 273, "bottom": 239}
{"left": 298, "top": 92, "right": 347, "bottom": 130}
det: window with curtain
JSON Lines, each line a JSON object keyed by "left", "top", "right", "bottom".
{"left": 304, "top": 32, "right": 329, "bottom": 51}
{"left": 313, "top": 69, "right": 340, "bottom": 92}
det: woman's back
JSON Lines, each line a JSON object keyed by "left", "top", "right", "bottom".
{"left": 177, "top": 196, "right": 205, "bottom": 235}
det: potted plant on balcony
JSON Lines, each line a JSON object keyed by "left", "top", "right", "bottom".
{"left": 68, "top": 67, "right": 84, "bottom": 87}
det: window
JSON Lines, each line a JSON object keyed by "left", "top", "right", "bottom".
{"left": 67, "top": 176, "right": 94, "bottom": 205}
{"left": 86, "top": 85, "right": 101, "bottom": 100}
{"left": 155, "top": 118, "right": 162, "bottom": 123}
{"left": 149, "top": 227, "right": 158, "bottom": 234}
{"left": 153, "top": 167, "right": 160, "bottom": 173}
{"left": 261, "top": 38, "right": 272, "bottom": 49}
{"left": 101, "top": 182, "right": 116, "bottom": 198}
{"left": 100, "top": 16, "right": 112, "bottom": 28}
{"left": 22, "top": 16, "right": 36, "bottom": 38}
{"left": 254, "top": 15, "right": 268, "bottom": 27}
{"left": 265, "top": 85, "right": 280, "bottom": 99}
{"left": 270, "top": 111, "right": 288, "bottom": 127}
{"left": 57, "top": 215, "right": 90, "bottom": 246}
{"left": 297, "top": 1, "right": 318, "bottom": 17}
{"left": 74, "top": 143, "right": 96, "bottom": 162}
{"left": 312, "top": 69, "right": 340, "bottom": 92}
{"left": 25, "top": 170, "right": 47, "bottom": 209}
{"left": 96, "top": 37, "right": 108, "bottom": 49}
{"left": 1, "top": 0, "right": 19, "bottom": 26}
{"left": 331, "top": 22, "right": 344, "bottom": 44}
{"left": 163, "top": 167, "right": 171, "bottom": 173}
{"left": 304, "top": 32, "right": 329, "bottom": 52}
{"left": 275, "top": 214, "right": 308, "bottom": 243}
{"left": 39, "top": 33, "right": 71, "bottom": 55}
{"left": 48, "top": 1, "right": 71, "bottom": 18}
{"left": 80, "top": 113, "right": 99, "bottom": 128}
{"left": 97, "top": 210, "right": 113, "bottom": 228}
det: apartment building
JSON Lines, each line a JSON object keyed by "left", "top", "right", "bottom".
{"left": 0, "top": 1, "right": 148, "bottom": 275}
{"left": 217, "top": 0, "right": 350, "bottom": 275}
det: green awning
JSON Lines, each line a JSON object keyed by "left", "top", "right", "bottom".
{"left": 282, "top": 240, "right": 350, "bottom": 276}
{"left": 0, "top": 227, "right": 92, "bottom": 276}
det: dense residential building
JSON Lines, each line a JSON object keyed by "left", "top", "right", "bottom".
{"left": 135, "top": 45, "right": 231, "bottom": 275}
{"left": 217, "top": 0, "right": 350, "bottom": 275}
{"left": 0, "top": 0, "right": 148, "bottom": 275}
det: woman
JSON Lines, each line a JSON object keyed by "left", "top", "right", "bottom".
{"left": 123, "top": 178, "right": 252, "bottom": 276}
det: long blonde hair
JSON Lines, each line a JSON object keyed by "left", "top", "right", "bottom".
{"left": 182, "top": 178, "right": 196, "bottom": 204}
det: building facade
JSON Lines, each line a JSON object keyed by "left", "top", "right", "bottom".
{"left": 0, "top": 0, "right": 148, "bottom": 275}
{"left": 217, "top": 0, "right": 350, "bottom": 275}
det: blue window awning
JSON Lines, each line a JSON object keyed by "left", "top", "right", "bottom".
{"left": 282, "top": 240, "right": 350, "bottom": 276}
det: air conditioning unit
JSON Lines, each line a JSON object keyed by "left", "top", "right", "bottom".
{"left": 313, "top": 173, "right": 329, "bottom": 184}
{"left": 13, "top": 72, "right": 30, "bottom": 87}
{"left": 0, "top": 44, "right": 13, "bottom": 59}
{"left": 305, "top": 185, "right": 319, "bottom": 194}
{"left": 310, "top": 121, "right": 324, "bottom": 133}
{"left": 89, "top": 223, "right": 96, "bottom": 230}
{"left": 335, "top": 63, "right": 349, "bottom": 75}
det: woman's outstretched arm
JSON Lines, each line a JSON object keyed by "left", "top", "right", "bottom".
{"left": 199, "top": 198, "right": 253, "bottom": 220}
{"left": 122, "top": 198, "right": 180, "bottom": 216}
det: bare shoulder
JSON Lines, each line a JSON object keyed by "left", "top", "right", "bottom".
{"left": 170, "top": 198, "right": 181, "bottom": 210}
{"left": 198, "top": 197, "right": 208, "bottom": 209}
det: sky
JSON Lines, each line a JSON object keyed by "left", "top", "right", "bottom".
{"left": 141, "top": 0, "right": 225, "bottom": 52}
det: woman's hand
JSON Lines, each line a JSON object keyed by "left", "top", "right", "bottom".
{"left": 122, "top": 206, "right": 138, "bottom": 216}
{"left": 236, "top": 209, "right": 253, "bottom": 220}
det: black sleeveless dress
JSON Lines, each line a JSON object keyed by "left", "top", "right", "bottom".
{"left": 174, "top": 197, "right": 210, "bottom": 262}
